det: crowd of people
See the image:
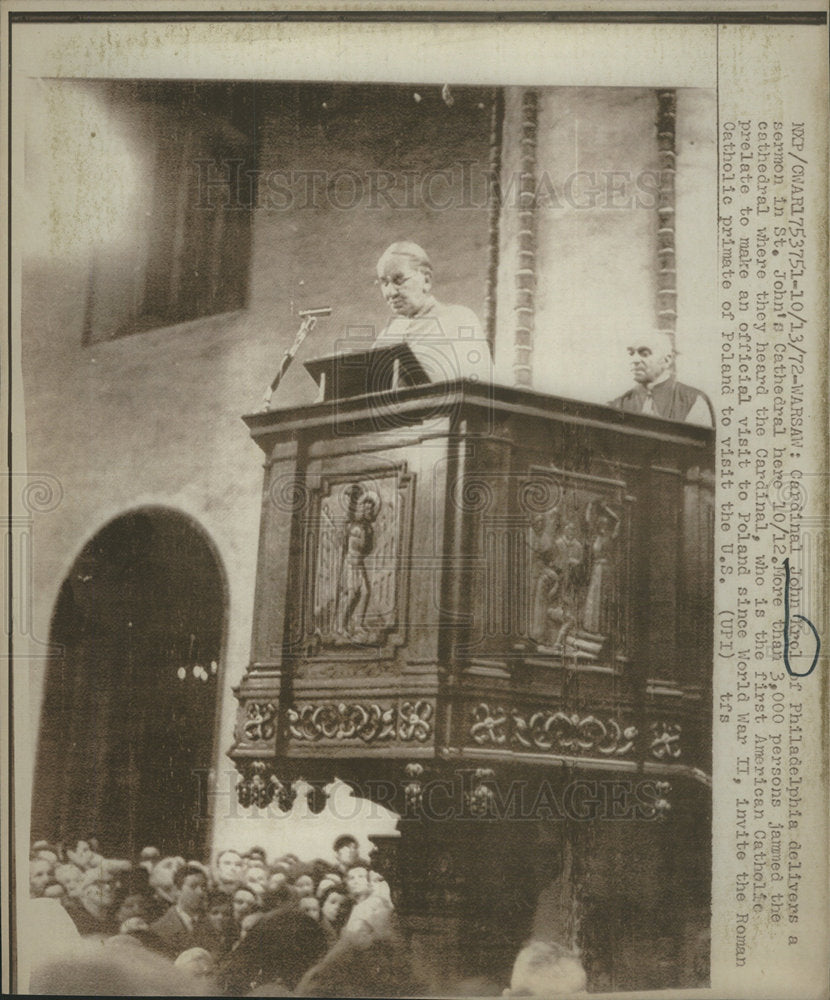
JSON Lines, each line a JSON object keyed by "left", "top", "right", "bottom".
{"left": 27, "top": 833, "right": 587, "bottom": 996}
{"left": 27, "top": 833, "right": 420, "bottom": 995}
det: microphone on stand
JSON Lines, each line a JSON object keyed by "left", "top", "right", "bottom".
{"left": 262, "top": 307, "right": 332, "bottom": 410}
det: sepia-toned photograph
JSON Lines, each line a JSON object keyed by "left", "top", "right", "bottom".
{"left": 4, "top": 6, "right": 828, "bottom": 998}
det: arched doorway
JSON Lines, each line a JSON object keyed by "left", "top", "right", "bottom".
{"left": 32, "top": 508, "right": 226, "bottom": 859}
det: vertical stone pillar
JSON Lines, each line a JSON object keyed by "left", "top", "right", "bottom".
{"left": 513, "top": 89, "right": 539, "bottom": 387}
{"left": 494, "top": 87, "right": 663, "bottom": 403}
{"left": 656, "top": 89, "right": 678, "bottom": 345}
{"left": 484, "top": 87, "right": 504, "bottom": 357}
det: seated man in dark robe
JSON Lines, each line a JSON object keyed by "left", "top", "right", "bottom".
{"left": 608, "top": 331, "right": 714, "bottom": 425}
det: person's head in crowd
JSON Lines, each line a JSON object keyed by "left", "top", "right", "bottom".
{"left": 298, "top": 895, "right": 320, "bottom": 921}
{"left": 99, "top": 858, "right": 133, "bottom": 902}
{"left": 173, "top": 863, "right": 208, "bottom": 918}
{"left": 184, "top": 859, "right": 210, "bottom": 883}
{"left": 30, "top": 858, "right": 53, "bottom": 897}
{"left": 67, "top": 839, "right": 99, "bottom": 871}
{"left": 205, "top": 890, "right": 232, "bottom": 934}
{"left": 32, "top": 844, "right": 59, "bottom": 866}
{"left": 215, "top": 848, "right": 244, "bottom": 889}
{"left": 316, "top": 872, "right": 343, "bottom": 899}
{"left": 78, "top": 869, "right": 115, "bottom": 920}
{"left": 232, "top": 886, "right": 258, "bottom": 925}
{"left": 267, "top": 869, "right": 288, "bottom": 893}
{"left": 309, "top": 857, "right": 338, "bottom": 882}
{"left": 244, "top": 846, "right": 268, "bottom": 866}
{"left": 376, "top": 241, "right": 434, "bottom": 318}
{"left": 113, "top": 867, "right": 151, "bottom": 918}
{"left": 368, "top": 869, "right": 393, "bottom": 905}
{"left": 345, "top": 864, "right": 370, "bottom": 902}
{"left": 333, "top": 834, "right": 360, "bottom": 870}
{"left": 625, "top": 331, "right": 675, "bottom": 387}
{"left": 270, "top": 857, "right": 296, "bottom": 884}
{"left": 174, "top": 946, "right": 216, "bottom": 980}
{"left": 319, "top": 885, "right": 350, "bottom": 932}
{"left": 293, "top": 872, "right": 316, "bottom": 899}
{"left": 505, "top": 940, "right": 588, "bottom": 997}
{"left": 344, "top": 892, "right": 394, "bottom": 944}
{"left": 245, "top": 861, "right": 269, "bottom": 895}
{"left": 138, "top": 846, "right": 160, "bottom": 873}
{"left": 281, "top": 853, "right": 301, "bottom": 876}
{"left": 261, "top": 883, "right": 295, "bottom": 915}
{"left": 54, "top": 862, "right": 84, "bottom": 898}
{"left": 148, "top": 855, "right": 184, "bottom": 902}
{"left": 113, "top": 891, "right": 149, "bottom": 931}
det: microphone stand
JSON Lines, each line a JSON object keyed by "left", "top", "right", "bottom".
{"left": 262, "top": 307, "right": 331, "bottom": 410}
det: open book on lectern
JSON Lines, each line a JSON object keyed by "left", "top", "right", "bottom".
{"left": 303, "top": 342, "right": 434, "bottom": 403}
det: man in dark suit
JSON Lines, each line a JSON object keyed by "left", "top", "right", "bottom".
{"left": 609, "top": 332, "right": 714, "bottom": 426}
{"left": 148, "top": 862, "right": 207, "bottom": 958}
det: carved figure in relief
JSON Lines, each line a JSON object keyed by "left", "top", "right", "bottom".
{"left": 582, "top": 503, "right": 620, "bottom": 636}
{"left": 528, "top": 508, "right": 585, "bottom": 650}
{"left": 552, "top": 521, "right": 584, "bottom": 594}
{"left": 526, "top": 492, "right": 624, "bottom": 656}
{"left": 528, "top": 513, "right": 560, "bottom": 645}
{"left": 548, "top": 519, "right": 584, "bottom": 649}
{"left": 333, "top": 486, "right": 381, "bottom": 644}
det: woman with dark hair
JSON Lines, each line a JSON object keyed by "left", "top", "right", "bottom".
{"left": 199, "top": 889, "right": 235, "bottom": 959}
{"left": 318, "top": 884, "right": 351, "bottom": 948}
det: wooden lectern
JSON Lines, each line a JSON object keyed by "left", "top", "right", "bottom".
{"left": 230, "top": 344, "right": 715, "bottom": 989}
{"left": 303, "top": 341, "right": 432, "bottom": 403}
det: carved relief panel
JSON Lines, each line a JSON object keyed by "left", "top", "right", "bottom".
{"left": 298, "top": 465, "right": 414, "bottom": 659}
{"left": 517, "top": 467, "right": 632, "bottom": 662}
{"left": 286, "top": 699, "right": 434, "bottom": 745}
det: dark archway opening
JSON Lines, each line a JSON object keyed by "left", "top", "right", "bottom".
{"left": 32, "top": 508, "right": 226, "bottom": 859}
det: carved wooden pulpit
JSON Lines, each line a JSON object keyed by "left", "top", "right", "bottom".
{"left": 230, "top": 344, "right": 714, "bottom": 988}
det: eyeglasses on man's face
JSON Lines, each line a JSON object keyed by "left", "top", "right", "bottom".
{"left": 375, "top": 273, "right": 418, "bottom": 289}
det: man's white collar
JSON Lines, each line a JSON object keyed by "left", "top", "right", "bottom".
{"left": 645, "top": 369, "right": 672, "bottom": 390}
